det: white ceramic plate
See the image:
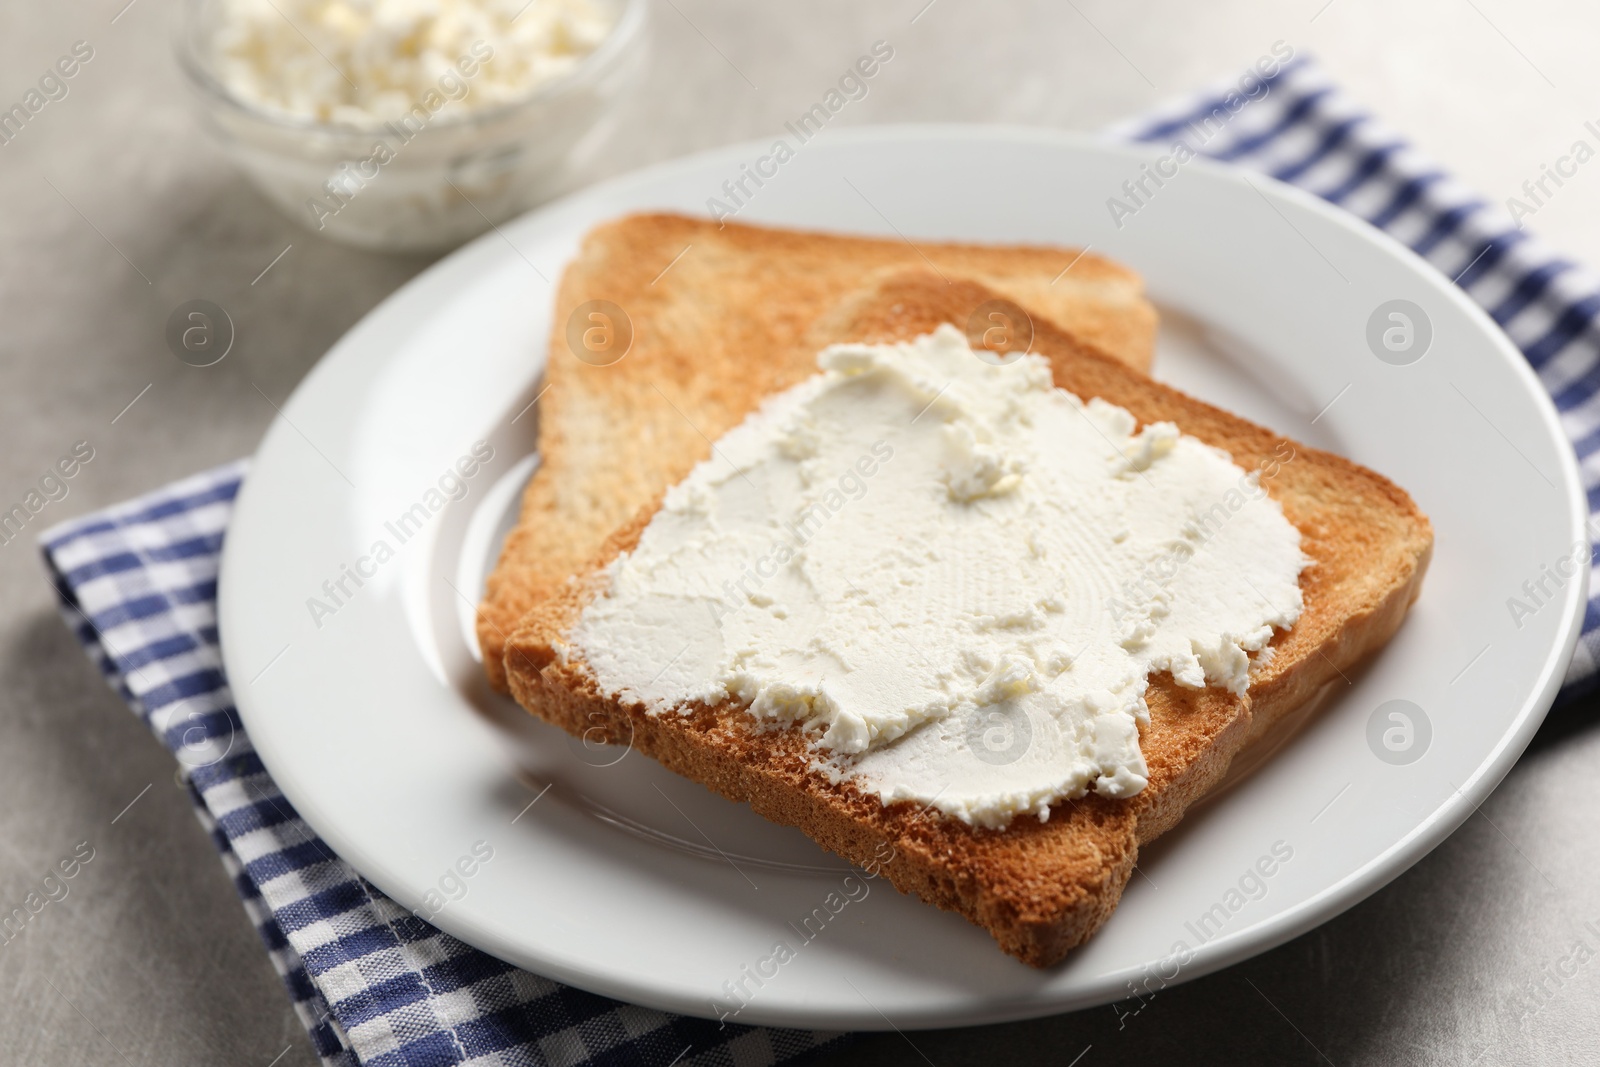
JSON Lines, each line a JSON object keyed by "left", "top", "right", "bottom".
{"left": 219, "top": 127, "right": 1587, "bottom": 1030}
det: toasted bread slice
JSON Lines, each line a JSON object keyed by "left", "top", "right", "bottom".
{"left": 477, "top": 213, "right": 1158, "bottom": 689}
{"left": 500, "top": 271, "right": 1432, "bottom": 967}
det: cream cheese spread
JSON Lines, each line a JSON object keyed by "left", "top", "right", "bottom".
{"left": 212, "top": 0, "right": 616, "bottom": 125}
{"left": 567, "top": 325, "right": 1309, "bottom": 828}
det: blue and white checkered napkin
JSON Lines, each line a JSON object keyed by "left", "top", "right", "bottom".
{"left": 37, "top": 53, "right": 1600, "bottom": 1067}
{"left": 39, "top": 463, "right": 847, "bottom": 1067}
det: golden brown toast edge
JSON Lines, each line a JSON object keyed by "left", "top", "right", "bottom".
{"left": 500, "top": 270, "right": 1433, "bottom": 967}
{"left": 477, "top": 213, "right": 1159, "bottom": 690}
{"left": 505, "top": 510, "right": 1242, "bottom": 968}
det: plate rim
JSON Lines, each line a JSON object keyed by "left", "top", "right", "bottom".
{"left": 220, "top": 123, "right": 1589, "bottom": 1029}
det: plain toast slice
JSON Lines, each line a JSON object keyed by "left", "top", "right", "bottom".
{"left": 478, "top": 214, "right": 1159, "bottom": 689}
{"left": 502, "top": 271, "right": 1432, "bottom": 966}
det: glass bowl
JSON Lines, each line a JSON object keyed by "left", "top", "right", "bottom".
{"left": 177, "top": 0, "right": 648, "bottom": 252}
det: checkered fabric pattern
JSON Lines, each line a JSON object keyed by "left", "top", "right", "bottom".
{"left": 37, "top": 52, "right": 1600, "bottom": 1067}
{"left": 1113, "top": 53, "right": 1600, "bottom": 692}
{"left": 39, "top": 462, "right": 847, "bottom": 1067}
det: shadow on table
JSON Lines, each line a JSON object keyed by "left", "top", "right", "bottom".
{"left": 1528, "top": 685, "right": 1600, "bottom": 757}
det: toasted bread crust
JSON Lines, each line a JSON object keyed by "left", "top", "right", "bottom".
{"left": 478, "top": 214, "right": 1159, "bottom": 689}
{"left": 501, "top": 271, "right": 1432, "bottom": 967}
{"left": 503, "top": 512, "right": 1223, "bottom": 967}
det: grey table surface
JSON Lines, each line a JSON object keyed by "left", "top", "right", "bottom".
{"left": 4, "top": 0, "right": 1600, "bottom": 1063}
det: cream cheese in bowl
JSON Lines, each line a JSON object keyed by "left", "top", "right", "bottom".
{"left": 179, "top": 0, "right": 646, "bottom": 250}
{"left": 566, "top": 325, "right": 1310, "bottom": 829}
{"left": 210, "top": 0, "right": 616, "bottom": 125}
